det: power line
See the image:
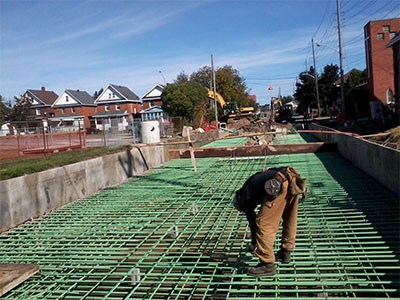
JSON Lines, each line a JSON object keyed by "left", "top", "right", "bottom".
{"left": 312, "top": 1, "right": 333, "bottom": 39}
{"left": 345, "top": 0, "right": 378, "bottom": 20}
{"left": 246, "top": 74, "right": 299, "bottom": 81}
{"left": 380, "top": 4, "right": 400, "bottom": 20}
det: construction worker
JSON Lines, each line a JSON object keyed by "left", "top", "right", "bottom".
{"left": 233, "top": 166, "right": 306, "bottom": 276}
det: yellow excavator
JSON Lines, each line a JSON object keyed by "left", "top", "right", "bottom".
{"left": 207, "top": 89, "right": 255, "bottom": 121}
{"left": 271, "top": 97, "right": 294, "bottom": 123}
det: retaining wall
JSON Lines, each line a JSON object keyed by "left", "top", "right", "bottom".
{"left": 0, "top": 145, "right": 165, "bottom": 232}
{"left": 310, "top": 124, "right": 400, "bottom": 195}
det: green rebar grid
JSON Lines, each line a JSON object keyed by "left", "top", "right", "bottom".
{"left": 0, "top": 134, "right": 399, "bottom": 299}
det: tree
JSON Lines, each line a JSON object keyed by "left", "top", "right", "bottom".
{"left": 295, "top": 65, "right": 341, "bottom": 116}
{"left": 174, "top": 71, "right": 189, "bottom": 84}
{"left": 215, "top": 65, "right": 251, "bottom": 107}
{"left": 0, "top": 95, "right": 8, "bottom": 125}
{"left": 8, "top": 96, "right": 33, "bottom": 122}
{"left": 190, "top": 66, "right": 212, "bottom": 88}
{"left": 190, "top": 65, "right": 252, "bottom": 108}
{"left": 318, "top": 64, "right": 339, "bottom": 115}
{"left": 294, "top": 67, "right": 318, "bottom": 114}
{"left": 161, "top": 81, "right": 209, "bottom": 128}
{"left": 93, "top": 88, "right": 104, "bottom": 99}
{"left": 344, "top": 69, "right": 368, "bottom": 118}
{"left": 164, "top": 65, "right": 251, "bottom": 126}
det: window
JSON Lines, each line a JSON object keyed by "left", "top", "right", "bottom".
{"left": 71, "top": 107, "right": 76, "bottom": 113}
{"left": 50, "top": 113, "right": 55, "bottom": 117}
{"left": 387, "top": 89, "right": 394, "bottom": 104}
{"left": 377, "top": 33, "right": 384, "bottom": 41}
{"left": 382, "top": 25, "right": 390, "bottom": 33}
{"left": 61, "top": 108, "right": 64, "bottom": 114}
{"left": 105, "top": 105, "right": 109, "bottom": 111}
{"left": 390, "top": 32, "right": 396, "bottom": 39}
{"left": 116, "top": 104, "right": 120, "bottom": 111}
{"left": 66, "top": 95, "right": 69, "bottom": 102}
{"left": 35, "top": 109, "right": 40, "bottom": 116}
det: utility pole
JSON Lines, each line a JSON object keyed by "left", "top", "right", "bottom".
{"left": 312, "top": 38, "right": 321, "bottom": 117}
{"left": 211, "top": 54, "right": 218, "bottom": 127}
{"left": 336, "top": 0, "right": 345, "bottom": 114}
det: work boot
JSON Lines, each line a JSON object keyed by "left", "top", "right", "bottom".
{"left": 247, "top": 243, "right": 256, "bottom": 253}
{"left": 275, "top": 248, "right": 291, "bottom": 263}
{"left": 247, "top": 262, "right": 276, "bottom": 276}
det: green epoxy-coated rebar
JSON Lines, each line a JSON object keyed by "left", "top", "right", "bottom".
{"left": 201, "top": 137, "right": 248, "bottom": 148}
{"left": 1, "top": 133, "right": 399, "bottom": 299}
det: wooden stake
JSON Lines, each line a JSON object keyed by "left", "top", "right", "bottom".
{"left": 186, "top": 127, "right": 197, "bottom": 172}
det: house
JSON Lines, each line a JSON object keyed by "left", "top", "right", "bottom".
{"left": 22, "top": 87, "right": 58, "bottom": 119}
{"left": 364, "top": 18, "right": 400, "bottom": 105}
{"left": 141, "top": 106, "right": 165, "bottom": 121}
{"left": 140, "top": 106, "right": 171, "bottom": 136}
{"left": 51, "top": 89, "right": 96, "bottom": 130}
{"left": 141, "top": 84, "right": 164, "bottom": 110}
{"left": 248, "top": 95, "right": 257, "bottom": 104}
{"left": 93, "top": 84, "right": 142, "bottom": 131}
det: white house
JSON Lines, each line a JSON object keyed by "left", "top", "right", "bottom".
{"left": 93, "top": 84, "right": 142, "bottom": 131}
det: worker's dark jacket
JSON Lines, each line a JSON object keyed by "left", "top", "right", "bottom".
{"left": 234, "top": 167, "right": 289, "bottom": 245}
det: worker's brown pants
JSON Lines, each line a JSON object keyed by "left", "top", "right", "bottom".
{"left": 254, "top": 181, "right": 299, "bottom": 263}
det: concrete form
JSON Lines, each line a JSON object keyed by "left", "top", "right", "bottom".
{"left": 310, "top": 124, "right": 400, "bottom": 195}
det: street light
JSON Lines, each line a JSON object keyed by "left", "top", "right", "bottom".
{"left": 159, "top": 70, "right": 166, "bottom": 86}
{"left": 312, "top": 38, "right": 321, "bottom": 117}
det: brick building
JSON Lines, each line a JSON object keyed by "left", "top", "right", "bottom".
{"left": 93, "top": 84, "right": 142, "bottom": 131}
{"left": 51, "top": 89, "right": 96, "bottom": 130}
{"left": 141, "top": 84, "right": 164, "bottom": 109}
{"left": 364, "top": 18, "right": 400, "bottom": 105}
{"left": 22, "top": 87, "right": 58, "bottom": 119}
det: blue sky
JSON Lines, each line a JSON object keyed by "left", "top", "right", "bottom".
{"left": 1, "top": 0, "right": 399, "bottom": 105}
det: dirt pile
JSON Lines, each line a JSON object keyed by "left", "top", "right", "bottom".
{"left": 365, "top": 126, "right": 400, "bottom": 150}
{"left": 227, "top": 118, "right": 292, "bottom": 133}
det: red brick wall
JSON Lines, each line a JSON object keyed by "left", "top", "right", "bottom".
{"left": 51, "top": 106, "right": 96, "bottom": 129}
{"left": 96, "top": 102, "right": 142, "bottom": 114}
{"left": 75, "top": 106, "right": 96, "bottom": 128}
{"left": 365, "top": 19, "right": 400, "bottom": 104}
{"left": 142, "top": 100, "right": 163, "bottom": 110}
{"left": 31, "top": 106, "right": 55, "bottom": 118}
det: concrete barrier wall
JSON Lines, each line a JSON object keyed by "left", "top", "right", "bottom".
{"left": 0, "top": 145, "right": 166, "bottom": 232}
{"left": 310, "top": 124, "right": 400, "bottom": 195}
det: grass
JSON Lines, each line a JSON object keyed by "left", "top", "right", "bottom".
{"left": 0, "top": 145, "right": 131, "bottom": 180}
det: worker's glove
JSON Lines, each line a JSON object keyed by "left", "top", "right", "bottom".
{"left": 286, "top": 167, "right": 307, "bottom": 198}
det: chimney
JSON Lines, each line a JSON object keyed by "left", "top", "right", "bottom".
{"left": 41, "top": 86, "right": 46, "bottom": 91}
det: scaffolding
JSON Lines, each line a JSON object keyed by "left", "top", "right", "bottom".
{"left": 0, "top": 134, "right": 399, "bottom": 299}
